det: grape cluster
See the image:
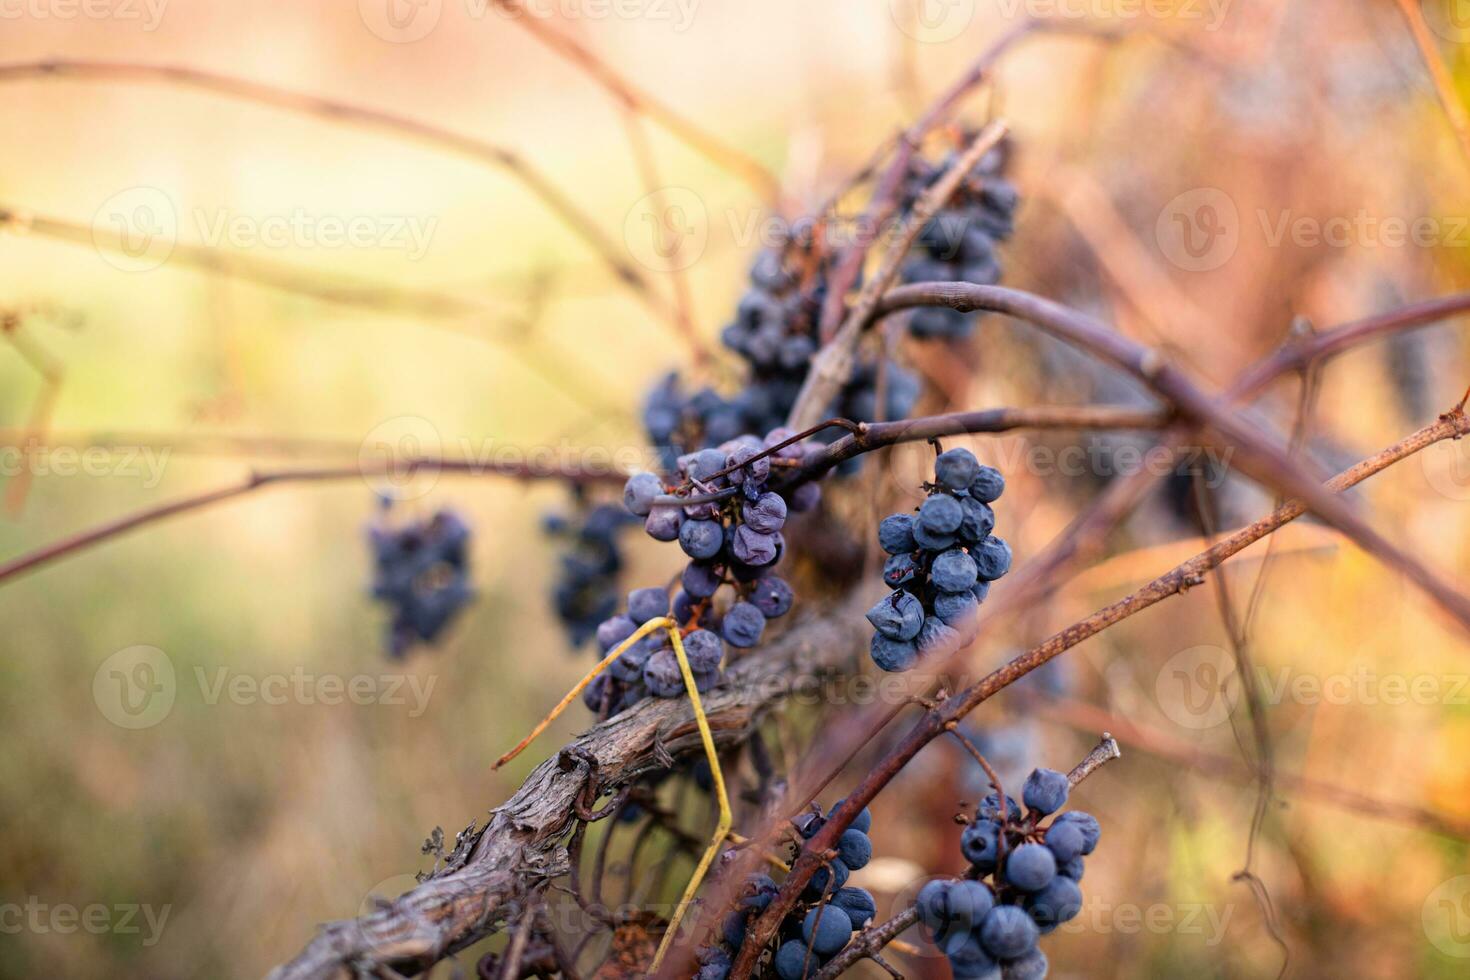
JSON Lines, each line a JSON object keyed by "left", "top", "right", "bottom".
{"left": 642, "top": 244, "right": 920, "bottom": 471}
{"left": 585, "top": 431, "right": 812, "bottom": 717}
{"left": 917, "top": 768, "right": 1100, "bottom": 979}
{"left": 366, "top": 506, "right": 474, "bottom": 658}
{"left": 541, "top": 498, "right": 638, "bottom": 649}
{"left": 697, "top": 800, "right": 878, "bottom": 980}
{"left": 898, "top": 143, "right": 1020, "bottom": 340}
{"left": 867, "top": 448, "right": 1011, "bottom": 672}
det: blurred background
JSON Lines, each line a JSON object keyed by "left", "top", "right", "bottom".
{"left": 1, "top": 0, "right": 1469, "bottom": 977}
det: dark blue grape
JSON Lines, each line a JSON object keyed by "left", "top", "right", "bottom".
{"left": 919, "top": 494, "right": 964, "bottom": 535}
{"left": 973, "top": 536, "right": 1012, "bottom": 581}
{"left": 684, "top": 628, "right": 723, "bottom": 673}
{"left": 627, "top": 587, "right": 670, "bottom": 625}
{"left": 932, "top": 549, "right": 979, "bottom": 592}
{"left": 980, "top": 793, "right": 1023, "bottom": 823}
{"left": 912, "top": 521, "right": 958, "bottom": 552}
{"left": 679, "top": 519, "right": 724, "bottom": 560}
{"left": 749, "top": 576, "right": 793, "bottom": 619}
{"left": 935, "top": 448, "right": 981, "bottom": 490}
{"left": 866, "top": 590, "right": 924, "bottom": 641}
{"left": 917, "top": 879, "right": 953, "bottom": 935}
{"left": 829, "top": 798, "right": 873, "bottom": 833}
{"left": 969, "top": 465, "right": 1006, "bottom": 503}
{"left": 934, "top": 589, "right": 980, "bottom": 629}
{"left": 837, "top": 829, "right": 872, "bottom": 870}
{"left": 1027, "top": 875, "right": 1082, "bottom": 928}
{"left": 644, "top": 506, "right": 683, "bottom": 542}
{"left": 596, "top": 615, "right": 637, "bottom": 652}
{"left": 1022, "top": 768, "right": 1069, "bottom": 816}
{"left": 959, "top": 497, "right": 996, "bottom": 542}
{"left": 1004, "top": 843, "right": 1057, "bottom": 893}
{"left": 722, "top": 601, "right": 766, "bottom": 648}
{"left": 773, "top": 940, "right": 810, "bottom": 980}
{"left": 623, "top": 471, "right": 663, "bottom": 516}
{"left": 1051, "top": 811, "right": 1100, "bottom": 854}
{"left": 1043, "top": 821, "right": 1084, "bottom": 864}
{"left": 882, "top": 553, "right": 920, "bottom": 588}
{"left": 980, "top": 905, "right": 1039, "bottom": 960}
{"left": 682, "top": 562, "right": 723, "bottom": 599}
{"left": 643, "top": 647, "right": 685, "bottom": 698}
{"left": 801, "top": 905, "right": 853, "bottom": 956}
{"left": 731, "top": 525, "right": 779, "bottom": 566}
{"left": 916, "top": 616, "right": 961, "bottom": 657}
{"left": 805, "top": 858, "right": 849, "bottom": 896}
{"left": 1001, "top": 948, "right": 1047, "bottom": 980}
{"left": 945, "top": 933, "right": 1000, "bottom": 979}
{"left": 961, "top": 818, "right": 1002, "bottom": 870}
{"left": 742, "top": 492, "right": 787, "bottom": 533}
{"left": 832, "top": 887, "right": 877, "bottom": 928}
{"left": 870, "top": 633, "right": 919, "bottom": 672}
{"left": 878, "top": 513, "right": 918, "bottom": 554}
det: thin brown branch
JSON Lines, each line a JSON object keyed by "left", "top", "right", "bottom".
{"left": 492, "top": 0, "right": 781, "bottom": 204}
{"left": 0, "top": 59, "right": 667, "bottom": 313}
{"left": 1392, "top": 0, "right": 1470, "bottom": 169}
{"left": 0, "top": 456, "right": 625, "bottom": 586}
{"left": 1020, "top": 692, "right": 1470, "bottom": 842}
